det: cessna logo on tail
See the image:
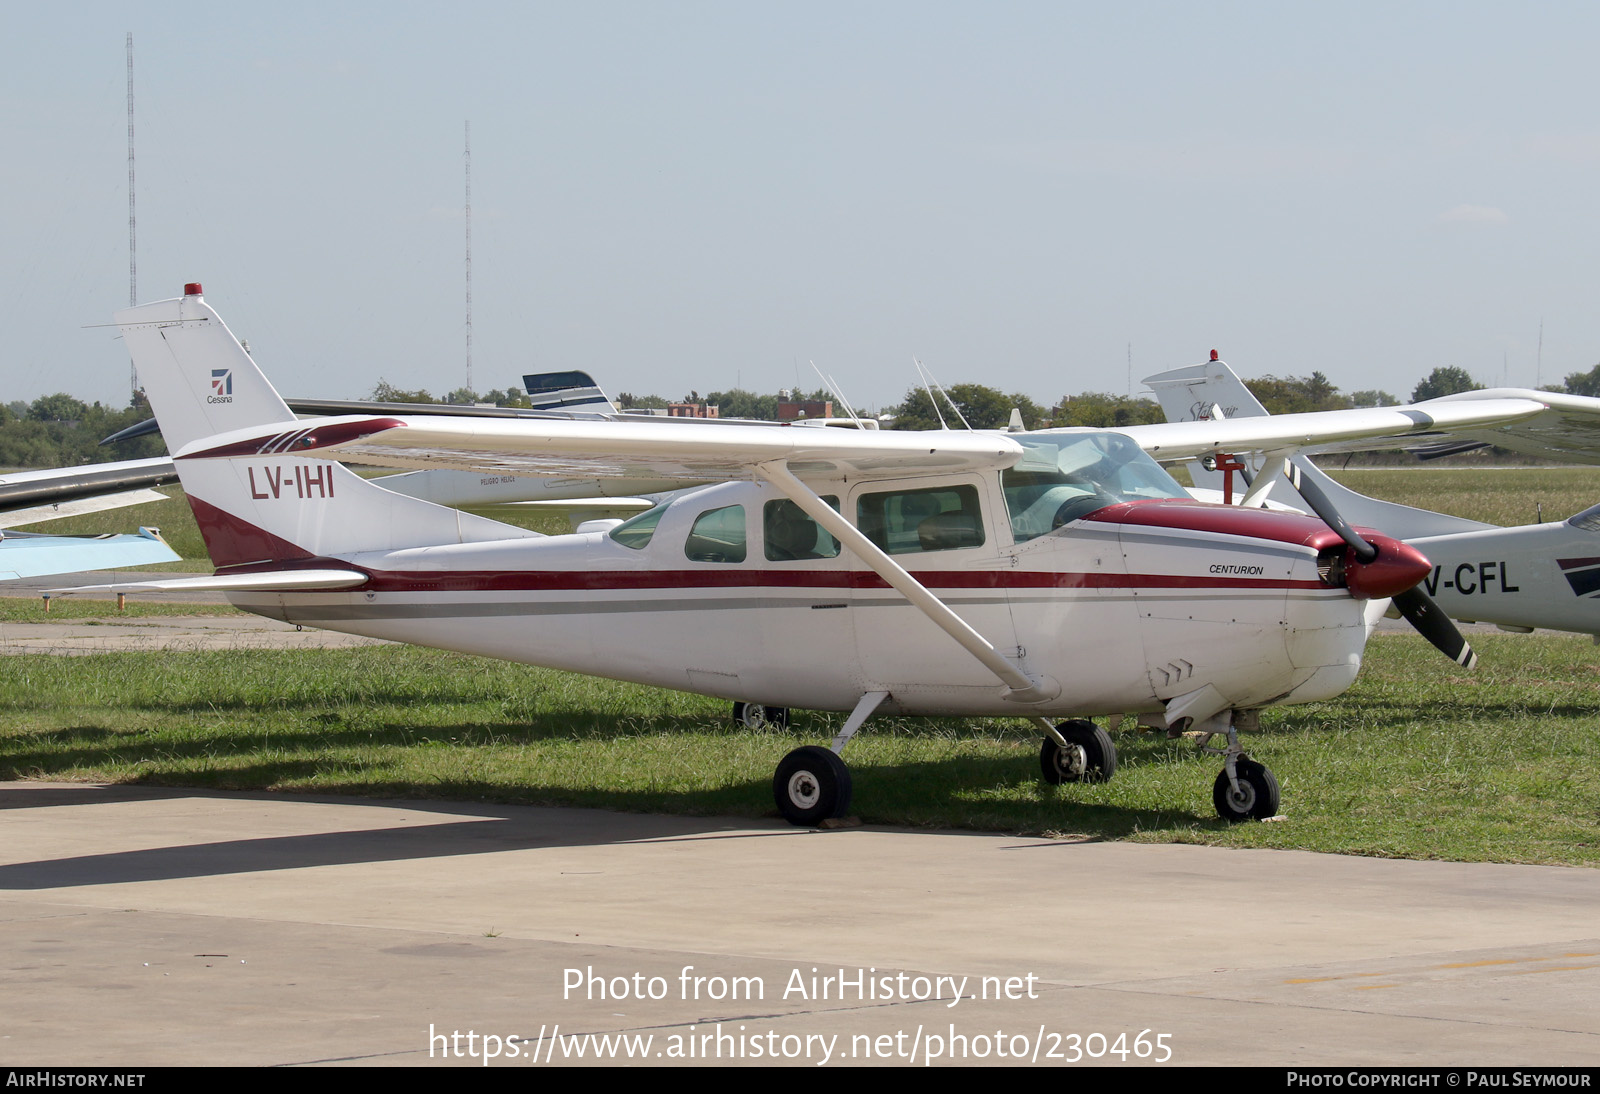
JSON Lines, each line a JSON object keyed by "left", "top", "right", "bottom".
{"left": 209, "top": 368, "right": 233, "bottom": 404}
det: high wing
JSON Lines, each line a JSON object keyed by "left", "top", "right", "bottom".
{"left": 1114, "top": 398, "right": 1550, "bottom": 462}
{"left": 174, "top": 414, "right": 1024, "bottom": 484}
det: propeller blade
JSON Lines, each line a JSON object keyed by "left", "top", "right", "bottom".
{"left": 1276, "top": 462, "right": 1477, "bottom": 668}
{"left": 1393, "top": 587, "right": 1478, "bottom": 669}
{"left": 1287, "top": 466, "right": 1376, "bottom": 563}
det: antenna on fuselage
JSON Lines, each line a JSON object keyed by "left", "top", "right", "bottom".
{"left": 915, "top": 359, "right": 971, "bottom": 430}
{"left": 912, "top": 358, "right": 949, "bottom": 430}
{"left": 809, "top": 361, "right": 865, "bottom": 428}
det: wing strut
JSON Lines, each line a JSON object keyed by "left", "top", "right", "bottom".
{"left": 754, "top": 460, "right": 1059, "bottom": 704}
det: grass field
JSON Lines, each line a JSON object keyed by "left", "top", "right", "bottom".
{"left": 1, "top": 633, "right": 1595, "bottom": 865}
{"left": 4, "top": 465, "right": 1597, "bottom": 864}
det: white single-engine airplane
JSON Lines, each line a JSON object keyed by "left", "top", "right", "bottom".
{"left": 1145, "top": 357, "right": 1600, "bottom": 638}
{"left": 59, "top": 286, "right": 1578, "bottom": 824}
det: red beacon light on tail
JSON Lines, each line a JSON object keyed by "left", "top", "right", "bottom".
{"left": 184, "top": 283, "right": 203, "bottom": 297}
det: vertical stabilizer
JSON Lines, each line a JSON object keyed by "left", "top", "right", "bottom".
{"left": 119, "top": 286, "right": 538, "bottom": 568}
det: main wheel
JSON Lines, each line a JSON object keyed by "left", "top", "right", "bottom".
{"left": 773, "top": 746, "right": 852, "bottom": 826}
{"left": 732, "top": 702, "right": 790, "bottom": 729}
{"left": 1213, "top": 758, "right": 1281, "bottom": 822}
{"left": 1039, "top": 719, "right": 1117, "bottom": 784}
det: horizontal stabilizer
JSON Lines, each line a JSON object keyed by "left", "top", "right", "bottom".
{"left": 46, "top": 568, "right": 368, "bottom": 597}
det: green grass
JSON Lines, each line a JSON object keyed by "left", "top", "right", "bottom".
{"left": 1, "top": 634, "right": 1595, "bottom": 865}
{"left": 0, "top": 599, "right": 244, "bottom": 621}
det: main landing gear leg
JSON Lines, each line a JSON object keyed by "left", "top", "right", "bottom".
{"left": 1033, "top": 717, "right": 1117, "bottom": 784}
{"left": 772, "top": 691, "right": 889, "bottom": 827}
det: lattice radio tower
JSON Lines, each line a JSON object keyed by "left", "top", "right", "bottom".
{"left": 464, "top": 120, "right": 473, "bottom": 395}
{"left": 127, "top": 32, "right": 138, "bottom": 397}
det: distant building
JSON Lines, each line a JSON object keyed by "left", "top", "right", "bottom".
{"left": 667, "top": 402, "right": 720, "bottom": 418}
{"left": 777, "top": 400, "right": 832, "bottom": 422}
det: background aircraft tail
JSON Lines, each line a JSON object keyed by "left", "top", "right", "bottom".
{"left": 1144, "top": 359, "right": 1494, "bottom": 538}
{"left": 117, "top": 285, "right": 537, "bottom": 568}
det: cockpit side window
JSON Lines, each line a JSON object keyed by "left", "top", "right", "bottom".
{"left": 685, "top": 504, "right": 747, "bottom": 563}
{"left": 856, "top": 485, "right": 984, "bottom": 555}
{"left": 763, "top": 497, "right": 842, "bottom": 561}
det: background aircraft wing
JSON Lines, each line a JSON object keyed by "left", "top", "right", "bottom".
{"left": 0, "top": 458, "right": 177, "bottom": 527}
{"left": 175, "top": 415, "right": 1025, "bottom": 482}
{"left": 1114, "top": 399, "right": 1548, "bottom": 461}
{"left": 0, "top": 527, "right": 178, "bottom": 579}
{"left": 1418, "top": 389, "right": 1600, "bottom": 465}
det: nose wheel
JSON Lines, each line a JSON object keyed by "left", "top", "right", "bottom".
{"left": 1213, "top": 758, "right": 1280, "bottom": 822}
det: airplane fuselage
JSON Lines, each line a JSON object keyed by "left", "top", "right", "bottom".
{"left": 228, "top": 474, "right": 1380, "bottom": 720}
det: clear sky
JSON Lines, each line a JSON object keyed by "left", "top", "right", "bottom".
{"left": 4, "top": 1, "right": 1598, "bottom": 415}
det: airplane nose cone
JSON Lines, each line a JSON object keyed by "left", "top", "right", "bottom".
{"left": 1344, "top": 534, "right": 1432, "bottom": 600}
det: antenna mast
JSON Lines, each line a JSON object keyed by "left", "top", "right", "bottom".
{"left": 464, "top": 120, "right": 473, "bottom": 396}
{"left": 1537, "top": 317, "right": 1544, "bottom": 389}
{"left": 126, "top": 32, "right": 138, "bottom": 397}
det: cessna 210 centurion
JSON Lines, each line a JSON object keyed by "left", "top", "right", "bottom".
{"left": 62, "top": 285, "right": 1566, "bottom": 824}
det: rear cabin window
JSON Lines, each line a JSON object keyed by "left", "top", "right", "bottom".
{"left": 684, "top": 505, "right": 747, "bottom": 563}
{"left": 763, "top": 498, "right": 842, "bottom": 561}
{"left": 856, "top": 485, "right": 984, "bottom": 555}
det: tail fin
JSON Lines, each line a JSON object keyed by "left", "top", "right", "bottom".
{"left": 119, "top": 285, "right": 536, "bottom": 569}
{"left": 1143, "top": 358, "right": 1494, "bottom": 538}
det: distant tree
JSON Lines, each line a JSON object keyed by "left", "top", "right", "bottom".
{"left": 1411, "top": 367, "right": 1481, "bottom": 403}
{"left": 1244, "top": 373, "right": 1350, "bottom": 415}
{"left": 444, "top": 387, "right": 480, "bottom": 405}
{"left": 1562, "top": 363, "right": 1600, "bottom": 398}
{"left": 28, "top": 393, "right": 89, "bottom": 422}
{"left": 888, "top": 383, "right": 1025, "bottom": 431}
{"left": 369, "top": 380, "right": 437, "bottom": 403}
{"left": 1052, "top": 392, "right": 1164, "bottom": 428}
{"left": 616, "top": 392, "right": 669, "bottom": 410}
{"left": 704, "top": 389, "right": 779, "bottom": 420}
{"left": 1349, "top": 389, "right": 1398, "bottom": 408}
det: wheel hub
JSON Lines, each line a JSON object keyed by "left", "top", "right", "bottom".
{"left": 1224, "top": 781, "right": 1255, "bottom": 812}
{"left": 1056, "top": 744, "right": 1087, "bottom": 778}
{"left": 787, "top": 771, "right": 820, "bottom": 809}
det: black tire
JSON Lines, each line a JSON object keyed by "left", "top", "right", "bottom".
{"left": 1039, "top": 719, "right": 1117, "bottom": 784}
{"left": 732, "top": 702, "right": 791, "bottom": 729}
{"left": 1213, "top": 758, "right": 1281, "bottom": 822}
{"left": 773, "top": 746, "right": 852, "bottom": 826}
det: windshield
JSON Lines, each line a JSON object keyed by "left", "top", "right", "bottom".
{"left": 1002, "top": 432, "right": 1189, "bottom": 541}
{"left": 609, "top": 504, "right": 667, "bottom": 550}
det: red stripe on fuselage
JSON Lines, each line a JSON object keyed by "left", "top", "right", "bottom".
{"left": 216, "top": 562, "right": 1323, "bottom": 594}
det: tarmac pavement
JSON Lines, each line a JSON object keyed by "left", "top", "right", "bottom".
{"left": 1, "top": 781, "right": 1597, "bottom": 1067}
{"left": 1, "top": 572, "right": 1595, "bottom": 1067}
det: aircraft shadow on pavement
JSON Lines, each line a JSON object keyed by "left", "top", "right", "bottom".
{"left": 0, "top": 759, "right": 1197, "bottom": 890}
